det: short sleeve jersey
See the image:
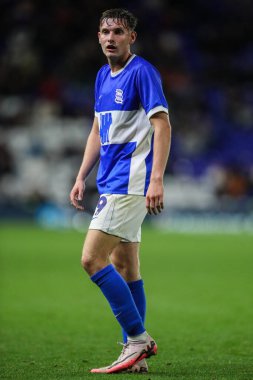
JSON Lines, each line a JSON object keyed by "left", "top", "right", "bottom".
{"left": 94, "top": 54, "right": 168, "bottom": 196}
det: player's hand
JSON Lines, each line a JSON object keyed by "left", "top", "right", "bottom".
{"left": 145, "top": 179, "right": 164, "bottom": 215}
{"left": 70, "top": 179, "right": 85, "bottom": 210}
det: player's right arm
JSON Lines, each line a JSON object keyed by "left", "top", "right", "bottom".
{"left": 70, "top": 116, "right": 100, "bottom": 210}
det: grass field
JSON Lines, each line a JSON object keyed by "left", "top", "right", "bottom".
{"left": 0, "top": 224, "right": 253, "bottom": 380}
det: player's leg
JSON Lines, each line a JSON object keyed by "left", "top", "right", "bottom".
{"left": 81, "top": 229, "right": 145, "bottom": 337}
{"left": 82, "top": 230, "right": 156, "bottom": 374}
{"left": 110, "top": 242, "right": 146, "bottom": 343}
{"left": 86, "top": 194, "right": 157, "bottom": 373}
{"left": 110, "top": 241, "right": 141, "bottom": 282}
{"left": 111, "top": 242, "right": 148, "bottom": 373}
{"left": 81, "top": 229, "right": 120, "bottom": 275}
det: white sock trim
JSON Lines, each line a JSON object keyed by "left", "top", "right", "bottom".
{"left": 128, "top": 331, "right": 148, "bottom": 342}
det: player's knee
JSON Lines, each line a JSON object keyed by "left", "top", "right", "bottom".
{"left": 113, "top": 259, "right": 125, "bottom": 275}
{"left": 81, "top": 250, "right": 108, "bottom": 276}
{"left": 81, "top": 254, "right": 95, "bottom": 274}
{"left": 114, "top": 261, "right": 140, "bottom": 282}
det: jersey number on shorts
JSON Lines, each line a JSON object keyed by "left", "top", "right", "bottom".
{"left": 100, "top": 113, "right": 112, "bottom": 144}
{"left": 94, "top": 195, "right": 107, "bottom": 217}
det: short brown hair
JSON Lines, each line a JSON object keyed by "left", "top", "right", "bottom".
{"left": 99, "top": 8, "right": 138, "bottom": 31}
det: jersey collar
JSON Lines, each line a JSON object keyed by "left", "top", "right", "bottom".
{"left": 110, "top": 54, "right": 136, "bottom": 77}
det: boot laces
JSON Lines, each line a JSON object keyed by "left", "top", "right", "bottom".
{"left": 116, "top": 342, "right": 130, "bottom": 361}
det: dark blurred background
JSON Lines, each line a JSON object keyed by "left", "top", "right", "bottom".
{"left": 0, "top": 0, "right": 253, "bottom": 232}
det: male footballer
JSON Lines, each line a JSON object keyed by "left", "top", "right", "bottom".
{"left": 70, "top": 8, "right": 171, "bottom": 373}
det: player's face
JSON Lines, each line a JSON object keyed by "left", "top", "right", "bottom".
{"left": 98, "top": 19, "right": 136, "bottom": 62}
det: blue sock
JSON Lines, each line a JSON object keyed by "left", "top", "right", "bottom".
{"left": 90, "top": 264, "right": 145, "bottom": 337}
{"left": 122, "top": 279, "right": 146, "bottom": 343}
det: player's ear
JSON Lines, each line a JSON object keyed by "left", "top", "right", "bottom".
{"left": 130, "top": 31, "right": 137, "bottom": 45}
{"left": 98, "top": 32, "right": 101, "bottom": 44}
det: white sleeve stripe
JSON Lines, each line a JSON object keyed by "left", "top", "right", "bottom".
{"left": 147, "top": 106, "right": 168, "bottom": 119}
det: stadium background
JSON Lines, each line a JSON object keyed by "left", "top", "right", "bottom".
{"left": 0, "top": 0, "right": 253, "bottom": 232}
{"left": 1, "top": 1, "right": 253, "bottom": 379}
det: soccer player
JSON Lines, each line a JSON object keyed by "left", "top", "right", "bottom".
{"left": 70, "top": 8, "right": 171, "bottom": 374}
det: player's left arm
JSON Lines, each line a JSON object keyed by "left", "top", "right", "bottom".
{"left": 146, "top": 112, "right": 171, "bottom": 215}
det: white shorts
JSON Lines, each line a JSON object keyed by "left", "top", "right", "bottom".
{"left": 89, "top": 194, "right": 147, "bottom": 242}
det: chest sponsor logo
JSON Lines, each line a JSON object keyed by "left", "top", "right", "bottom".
{"left": 115, "top": 89, "right": 123, "bottom": 104}
{"left": 100, "top": 112, "right": 112, "bottom": 144}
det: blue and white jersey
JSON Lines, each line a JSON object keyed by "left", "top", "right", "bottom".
{"left": 95, "top": 54, "right": 168, "bottom": 195}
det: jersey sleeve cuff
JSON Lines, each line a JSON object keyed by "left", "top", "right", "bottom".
{"left": 147, "top": 106, "right": 168, "bottom": 119}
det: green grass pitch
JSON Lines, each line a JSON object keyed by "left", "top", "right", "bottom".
{"left": 0, "top": 224, "right": 253, "bottom": 379}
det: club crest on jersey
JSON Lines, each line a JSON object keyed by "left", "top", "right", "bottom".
{"left": 115, "top": 89, "right": 123, "bottom": 104}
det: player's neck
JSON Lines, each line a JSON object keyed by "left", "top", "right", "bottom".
{"left": 108, "top": 53, "right": 133, "bottom": 73}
